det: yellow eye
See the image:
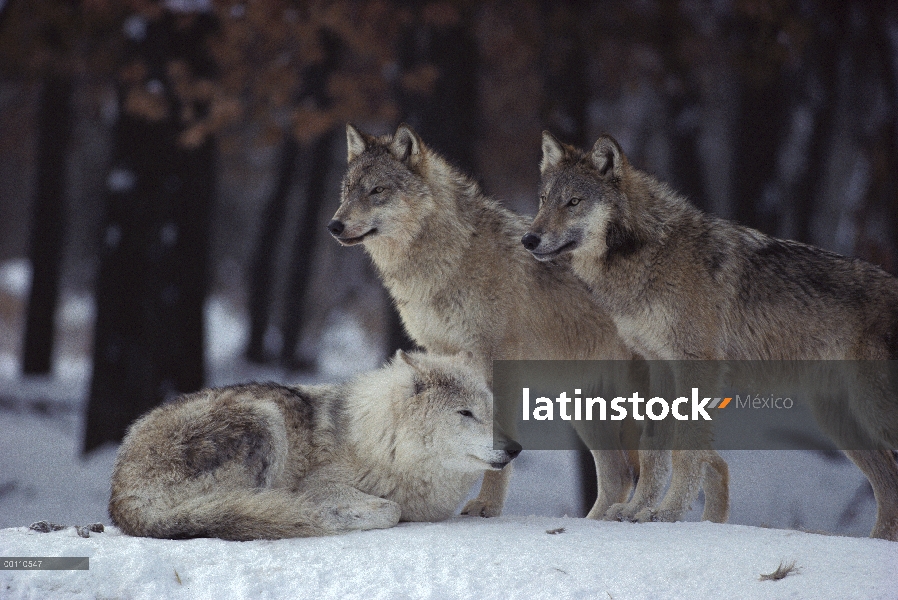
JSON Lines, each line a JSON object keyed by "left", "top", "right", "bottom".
{"left": 371, "top": 186, "right": 385, "bottom": 195}
{"left": 569, "top": 197, "right": 581, "bottom": 206}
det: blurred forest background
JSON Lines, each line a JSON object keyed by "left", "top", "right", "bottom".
{"left": 0, "top": 0, "right": 896, "bottom": 469}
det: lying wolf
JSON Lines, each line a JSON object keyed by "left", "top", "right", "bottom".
{"left": 327, "top": 123, "right": 729, "bottom": 523}
{"left": 109, "top": 351, "right": 520, "bottom": 541}
{"left": 523, "top": 131, "right": 898, "bottom": 540}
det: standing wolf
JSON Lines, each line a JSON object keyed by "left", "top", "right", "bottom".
{"left": 109, "top": 351, "right": 520, "bottom": 540}
{"left": 523, "top": 131, "right": 898, "bottom": 540}
{"left": 327, "top": 124, "right": 729, "bottom": 522}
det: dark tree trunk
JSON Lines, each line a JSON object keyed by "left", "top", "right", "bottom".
{"left": 853, "top": 2, "right": 898, "bottom": 273}
{"left": 279, "top": 131, "right": 335, "bottom": 369}
{"left": 732, "top": 81, "right": 789, "bottom": 233}
{"left": 0, "top": 0, "right": 12, "bottom": 36}
{"left": 791, "top": 3, "right": 846, "bottom": 245}
{"left": 396, "top": 7, "right": 479, "bottom": 174}
{"left": 22, "top": 76, "right": 72, "bottom": 375}
{"left": 84, "top": 11, "right": 216, "bottom": 452}
{"left": 542, "top": 4, "right": 588, "bottom": 147}
{"left": 657, "top": 0, "right": 707, "bottom": 210}
{"left": 245, "top": 135, "right": 300, "bottom": 364}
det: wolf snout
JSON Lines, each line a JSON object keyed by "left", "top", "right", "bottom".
{"left": 521, "top": 233, "right": 541, "bottom": 251}
{"left": 490, "top": 439, "right": 522, "bottom": 468}
{"left": 327, "top": 219, "right": 345, "bottom": 236}
{"left": 503, "top": 439, "right": 523, "bottom": 460}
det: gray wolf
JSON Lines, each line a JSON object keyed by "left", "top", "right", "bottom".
{"left": 327, "top": 123, "right": 729, "bottom": 523}
{"left": 523, "top": 131, "right": 898, "bottom": 540}
{"left": 108, "top": 351, "right": 520, "bottom": 540}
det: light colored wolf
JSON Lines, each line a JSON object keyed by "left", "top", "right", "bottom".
{"left": 327, "top": 123, "right": 729, "bottom": 523}
{"left": 523, "top": 131, "right": 898, "bottom": 540}
{"left": 108, "top": 351, "right": 520, "bottom": 541}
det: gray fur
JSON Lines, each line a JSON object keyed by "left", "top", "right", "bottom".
{"left": 109, "top": 351, "right": 519, "bottom": 540}
{"left": 526, "top": 132, "right": 898, "bottom": 540}
{"left": 329, "top": 124, "right": 730, "bottom": 523}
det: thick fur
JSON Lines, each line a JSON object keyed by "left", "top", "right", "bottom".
{"left": 109, "top": 351, "right": 520, "bottom": 541}
{"left": 525, "top": 131, "right": 898, "bottom": 540}
{"left": 328, "top": 124, "right": 730, "bottom": 523}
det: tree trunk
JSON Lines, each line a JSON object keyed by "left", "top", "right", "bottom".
{"left": 22, "top": 76, "right": 72, "bottom": 375}
{"left": 280, "top": 131, "right": 335, "bottom": 369}
{"left": 84, "top": 10, "right": 216, "bottom": 453}
{"left": 245, "top": 135, "right": 300, "bottom": 364}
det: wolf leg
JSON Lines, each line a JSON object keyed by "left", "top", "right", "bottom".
{"left": 843, "top": 449, "right": 898, "bottom": 541}
{"left": 604, "top": 449, "right": 670, "bottom": 521}
{"left": 587, "top": 449, "right": 635, "bottom": 519}
{"left": 303, "top": 483, "right": 402, "bottom": 533}
{"left": 461, "top": 465, "right": 511, "bottom": 518}
{"left": 634, "top": 449, "right": 712, "bottom": 523}
{"left": 112, "top": 486, "right": 393, "bottom": 540}
{"left": 698, "top": 450, "right": 729, "bottom": 523}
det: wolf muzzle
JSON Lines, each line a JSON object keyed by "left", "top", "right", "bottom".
{"left": 521, "top": 233, "right": 542, "bottom": 252}
{"left": 491, "top": 438, "right": 523, "bottom": 469}
{"left": 327, "top": 219, "right": 345, "bottom": 236}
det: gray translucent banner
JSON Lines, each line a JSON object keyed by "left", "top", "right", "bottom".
{"left": 492, "top": 360, "right": 898, "bottom": 450}
{"left": 1, "top": 557, "right": 89, "bottom": 570}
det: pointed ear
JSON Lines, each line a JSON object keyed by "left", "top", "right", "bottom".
{"left": 346, "top": 123, "right": 367, "bottom": 163}
{"left": 590, "top": 135, "right": 624, "bottom": 179}
{"left": 396, "top": 349, "right": 425, "bottom": 374}
{"left": 540, "top": 131, "right": 566, "bottom": 174}
{"left": 390, "top": 123, "right": 423, "bottom": 167}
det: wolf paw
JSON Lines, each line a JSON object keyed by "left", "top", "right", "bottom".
{"left": 29, "top": 522, "right": 104, "bottom": 537}
{"left": 603, "top": 502, "right": 642, "bottom": 522}
{"left": 365, "top": 498, "right": 401, "bottom": 529}
{"left": 29, "top": 521, "right": 66, "bottom": 533}
{"left": 634, "top": 507, "right": 685, "bottom": 523}
{"left": 461, "top": 499, "right": 501, "bottom": 518}
{"left": 326, "top": 498, "right": 400, "bottom": 531}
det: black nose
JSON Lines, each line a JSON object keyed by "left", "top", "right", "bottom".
{"left": 327, "top": 219, "right": 345, "bottom": 236}
{"left": 521, "top": 233, "right": 541, "bottom": 251}
{"left": 504, "top": 440, "right": 522, "bottom": 460}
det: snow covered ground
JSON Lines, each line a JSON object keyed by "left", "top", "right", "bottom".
{"left": 2, "top": 516, "right": 896, "bottom": 599}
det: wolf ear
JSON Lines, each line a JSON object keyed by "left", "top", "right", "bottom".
{"left": 540, "top": 131, "right": 566, "bottom": 174}
{"left": 590, "top": 135, "right": 624, "bottom": 179}
{"left": 396, "top": 349, "right": 425, "bottom": 374}
{"left": 391, "top": 123, "right": 423, "bottom": 167}
{"left": 346, "top": 123, "right": 368, "bottom": 163}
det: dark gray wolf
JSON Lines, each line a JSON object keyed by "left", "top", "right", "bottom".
{"left": 523, "top": 131, "right": 898, "bottom": 539}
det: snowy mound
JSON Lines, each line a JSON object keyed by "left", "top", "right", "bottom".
{"left": 1, "top": 516, "right": 895, "bottom": 599}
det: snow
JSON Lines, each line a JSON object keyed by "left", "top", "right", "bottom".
{"left": 2, "top": 517, "right": 896, "bottom": 599}
{"left": 0, "top": 259, "right": 30, "bottom": 298}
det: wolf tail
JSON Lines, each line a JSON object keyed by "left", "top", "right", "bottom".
{"left": 109, "top": 488, "right": 334, "bottom": 541}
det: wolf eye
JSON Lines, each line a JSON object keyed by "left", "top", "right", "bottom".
{"left": 370, "top": 186, "right": 385, "bottom": 195}
{"left": 458, "top": 409, "right": 474, "bottom": 418}
{"left": 568, "top": 197, "right": 581, "bottom": 206}
{"left": 539, "top": 195, "right": 546, "bottom": 206}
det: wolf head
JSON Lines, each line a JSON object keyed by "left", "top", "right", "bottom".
{"left": 522, "top": 131, "right": 642, "bottom": 263}
{"left": 384, "top": 350, "right": 521, "bottom": 473}
{"left": 327, "top": 123, "right": 442, "bottom": 251}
